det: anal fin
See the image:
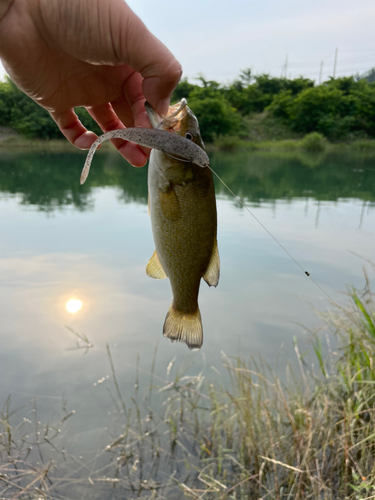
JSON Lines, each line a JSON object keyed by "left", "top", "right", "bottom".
{"left": 203, "top": 239, "right": 220, "bottom": 287}
{"left": 146, "top": 250, "right": 167, "bottom": 279}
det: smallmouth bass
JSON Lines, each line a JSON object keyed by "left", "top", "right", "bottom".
{"left": 81, "top": 99, "right": 219, "bottom": 350}
{"left": 146, "top": 99, "right": 220, "bottom": 350}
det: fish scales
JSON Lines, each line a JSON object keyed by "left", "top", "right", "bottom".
{"left": 146, "top": 99, "right": 220, "bottom": 349}
{"left": 81, "top": 98, "right": 219, "bottom": 349}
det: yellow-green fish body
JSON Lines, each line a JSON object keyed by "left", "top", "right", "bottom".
{"left": 146, "top": 100, "right": 220, "bottom": 349}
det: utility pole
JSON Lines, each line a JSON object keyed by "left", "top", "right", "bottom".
{"left": 333, "top": 48, "right": 338, "bottom": 78}
{"left": 319, "top": 61, "right": 324, "bottom": 84}
{"left": 284, "top": 55, "right": 288, "bottom": 79}
{"left": 281, "top": 55, "right": 288, "bottom": 78}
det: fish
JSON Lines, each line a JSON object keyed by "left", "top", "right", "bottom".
{"left": 80, "top": 99, "right": 219, "bottom": 349}
{"left": 145, "top": 99, "right": 220, "bottom": 350}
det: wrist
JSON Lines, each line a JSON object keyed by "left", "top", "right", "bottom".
{"left": 0, "top": 0, "right": 13, "bottom": 22}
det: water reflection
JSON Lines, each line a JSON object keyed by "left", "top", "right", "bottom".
{"left": 0, "top": 148, "right": 374, "bottom": 210}
{"left": 0, "top": 146, "right": 374, "bottom": 472}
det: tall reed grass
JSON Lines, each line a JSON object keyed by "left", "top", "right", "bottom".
{"left": 1, "top": 271, "right": 375, "bottom": 499}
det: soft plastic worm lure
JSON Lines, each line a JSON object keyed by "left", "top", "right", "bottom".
{"left": 80, "top": 127, "right": 210, "bottom": 185}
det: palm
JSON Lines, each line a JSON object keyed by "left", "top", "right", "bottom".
{"left": 0, "top": 0, "right": 181, "bottom": 166}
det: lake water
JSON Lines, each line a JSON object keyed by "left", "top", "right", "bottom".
{"left": 0, "top": 146, "right": 374, "bottom": 494}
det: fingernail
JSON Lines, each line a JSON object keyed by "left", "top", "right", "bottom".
{"left": 136, "top": 109, "right": 152, "bottom": 129}
{"left": 156, "top": 98, "right": 170, "bottom": 117}
{"left": 119, "top": 143, "right": 148, "bottom": 167}
{"left": 74, "top": 132, "right": 97, "bottom": 149}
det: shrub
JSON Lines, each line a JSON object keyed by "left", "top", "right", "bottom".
{"left": 213, "top": 135, "right": 243, "bottom": 151}
{"left": 267, "top": 89, "right": 295, "bottom": 120}
{"left": 171, "top": 78, "right": 198, "bottom": 103}
{"left": 188, "top": 94, "right": 242, "bottom": 143}
{"left": 300, "top": 132, "right": 327, "bottom": 152}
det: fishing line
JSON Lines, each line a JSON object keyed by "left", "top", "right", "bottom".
{"left": 207, "top": 165, "right": 340, "bottom": 307}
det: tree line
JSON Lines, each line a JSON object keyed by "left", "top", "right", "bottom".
{"left": 1, "top": 68, "right": 375, "bottom": 143}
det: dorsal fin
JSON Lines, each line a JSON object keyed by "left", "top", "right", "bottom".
{"left": 146, "top": 250, "right": 167, "bottom": 279}
{"left": 203, "top": 239, "right": 220, "bottom": 287}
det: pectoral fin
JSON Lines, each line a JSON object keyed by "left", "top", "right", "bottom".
{"left": 203, "top": 239, "right": 220, "bottom": 287}
{"left": 159, "top": 188, "right": 181, "bottom": 221}
{"left": 146, "top": 250, "right": 167, "bottom": 279}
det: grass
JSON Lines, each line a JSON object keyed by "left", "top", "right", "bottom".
{"left": 0, "top": 135, "right": 113, "bottom": 152}
{"left": 213, "top": 133, "right": 375, "bottom": 154}
{"left": 1, "top": 270, "right": 375, "bottom": 498}
{"left": 211, "top": 112, "right": 375, "bottom": 152}
{"left": 2, "top": 123, "right": 375, "bottom": 156}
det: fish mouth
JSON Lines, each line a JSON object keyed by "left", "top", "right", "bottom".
{"left": 145, "top": 99, "right": 188, "bottom": 132}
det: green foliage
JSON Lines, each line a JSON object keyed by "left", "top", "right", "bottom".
{"left": 289, "top": 85, "right": 347, "bottom": 136}
{"left": 253, "top": 73, "right": 287, "bottom": 96}
{"left": 356, "top": 67, "right": 375, "bottom": 84}
{"left": 75, "top": 107, "right": 102, "bottom": 135}
{"left": 0, "top": 80, "right": 13, "bottom": 126}
{"left": 300, "top": 132, "right": 327, "bottom": 152}
{"left": 0, "top": 78, "right": 60, "bottom": 139}
{"left": 171, "top": 77, "right": 197, "bottom": 102}
{"left": 0, "top": 77, "right": 101, "bottom": 140}
{"left": 285, "top": 76, "right": 315, "bottom": 94}
{"left": 3, "top": 68, "right": 375, "bottom": 143}
{"left": 188, "top": 91, "right": 242, "bottom": 143}
{"left": 351, "top": 82, "right": 375, "bottom": 136}
{"left": 213, "top": 135, "right": 245, "bottom": 151}
{"left": 226, "top": 83, "right": 268, "bottom": 114}
{"left": 267, "top": 77, "right": 375, "bottom": 140}
{"left": 267, "top": 89, "right": 295, "bottom": 120}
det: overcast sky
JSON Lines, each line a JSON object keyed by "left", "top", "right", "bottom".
{"left": 1, "top": 0, "right": 374, "bottom": 84}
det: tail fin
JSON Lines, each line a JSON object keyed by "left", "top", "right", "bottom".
{"left": 163, "top": 304, "right": 203, "bottom": 350}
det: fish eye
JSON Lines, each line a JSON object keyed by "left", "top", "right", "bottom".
{"left": 185, "top": 132, "right": 193, "bottom": 141}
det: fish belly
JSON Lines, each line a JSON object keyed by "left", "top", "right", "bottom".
{"left": 148, "top": 151, "right": 217, "bottom": 348}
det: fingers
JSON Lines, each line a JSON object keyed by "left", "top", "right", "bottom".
{"left": 50, "top": 109, "right": 97, "bottom": 149}
{"left": 110, "top": 1, "right": 182, "bottom": 115}
{"left": 110, "top": 97, "right": 151, "bottom": 160}
{"left": 141, "top": 59, "right": 182, "bottom": 117}
{"left": 87, "top": 103, "right": 148, "bottom": 167}
{"left": 118, "top": 70, "right": 150, "bottom": 129}
{"left": 111, "top": 70, "right": 151, "bottom": 158}
{"left": 51, "top": 106, "right": 147, "bottom": 167}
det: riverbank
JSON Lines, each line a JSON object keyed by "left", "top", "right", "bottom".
{"left": 2, "top": 274, "right": 375, "bottom": 499}
{"left": 211, "top": 133, "right": 375, "bottom": 153}
{"left": 2, "top": 130, "right": 375, "bottom": 156}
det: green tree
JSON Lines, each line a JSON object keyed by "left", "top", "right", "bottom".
{"left": 351, "top": 81, "right": 375, "bottom": 136}
{"left": 0, "top": 77, "right": 101, "bottom": 139}
{"left": 284, "top": 77, "right": 314, "bottom": 95}
{"left": 188, "top": 92, "right": 242, "bottom": 142}
{"left": 267, "top": 90, "right": 295, "bottom": 120}
{"left": 171, "top": 78, "right": 198, "bottom": 103}
{"left": 238, "top": 68, "right": 253, "bottom": 85}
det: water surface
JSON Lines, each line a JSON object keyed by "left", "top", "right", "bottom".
{"left": 0, "top": 146, "right": 374, "bottom": 462}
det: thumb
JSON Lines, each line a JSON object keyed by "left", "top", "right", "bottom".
{"left": 0, "top": 0, "right": 13, "bottom": 23}
{"left": 110, "top": 1, "right": 182, "bottom": 115}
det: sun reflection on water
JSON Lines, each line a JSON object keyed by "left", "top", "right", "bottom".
{"left": 66, "top": 299, "right": 83, "bottom": 314}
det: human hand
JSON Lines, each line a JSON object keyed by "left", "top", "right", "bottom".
{"left": 0, "top": 0, "right": 182, "bottom": 166}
